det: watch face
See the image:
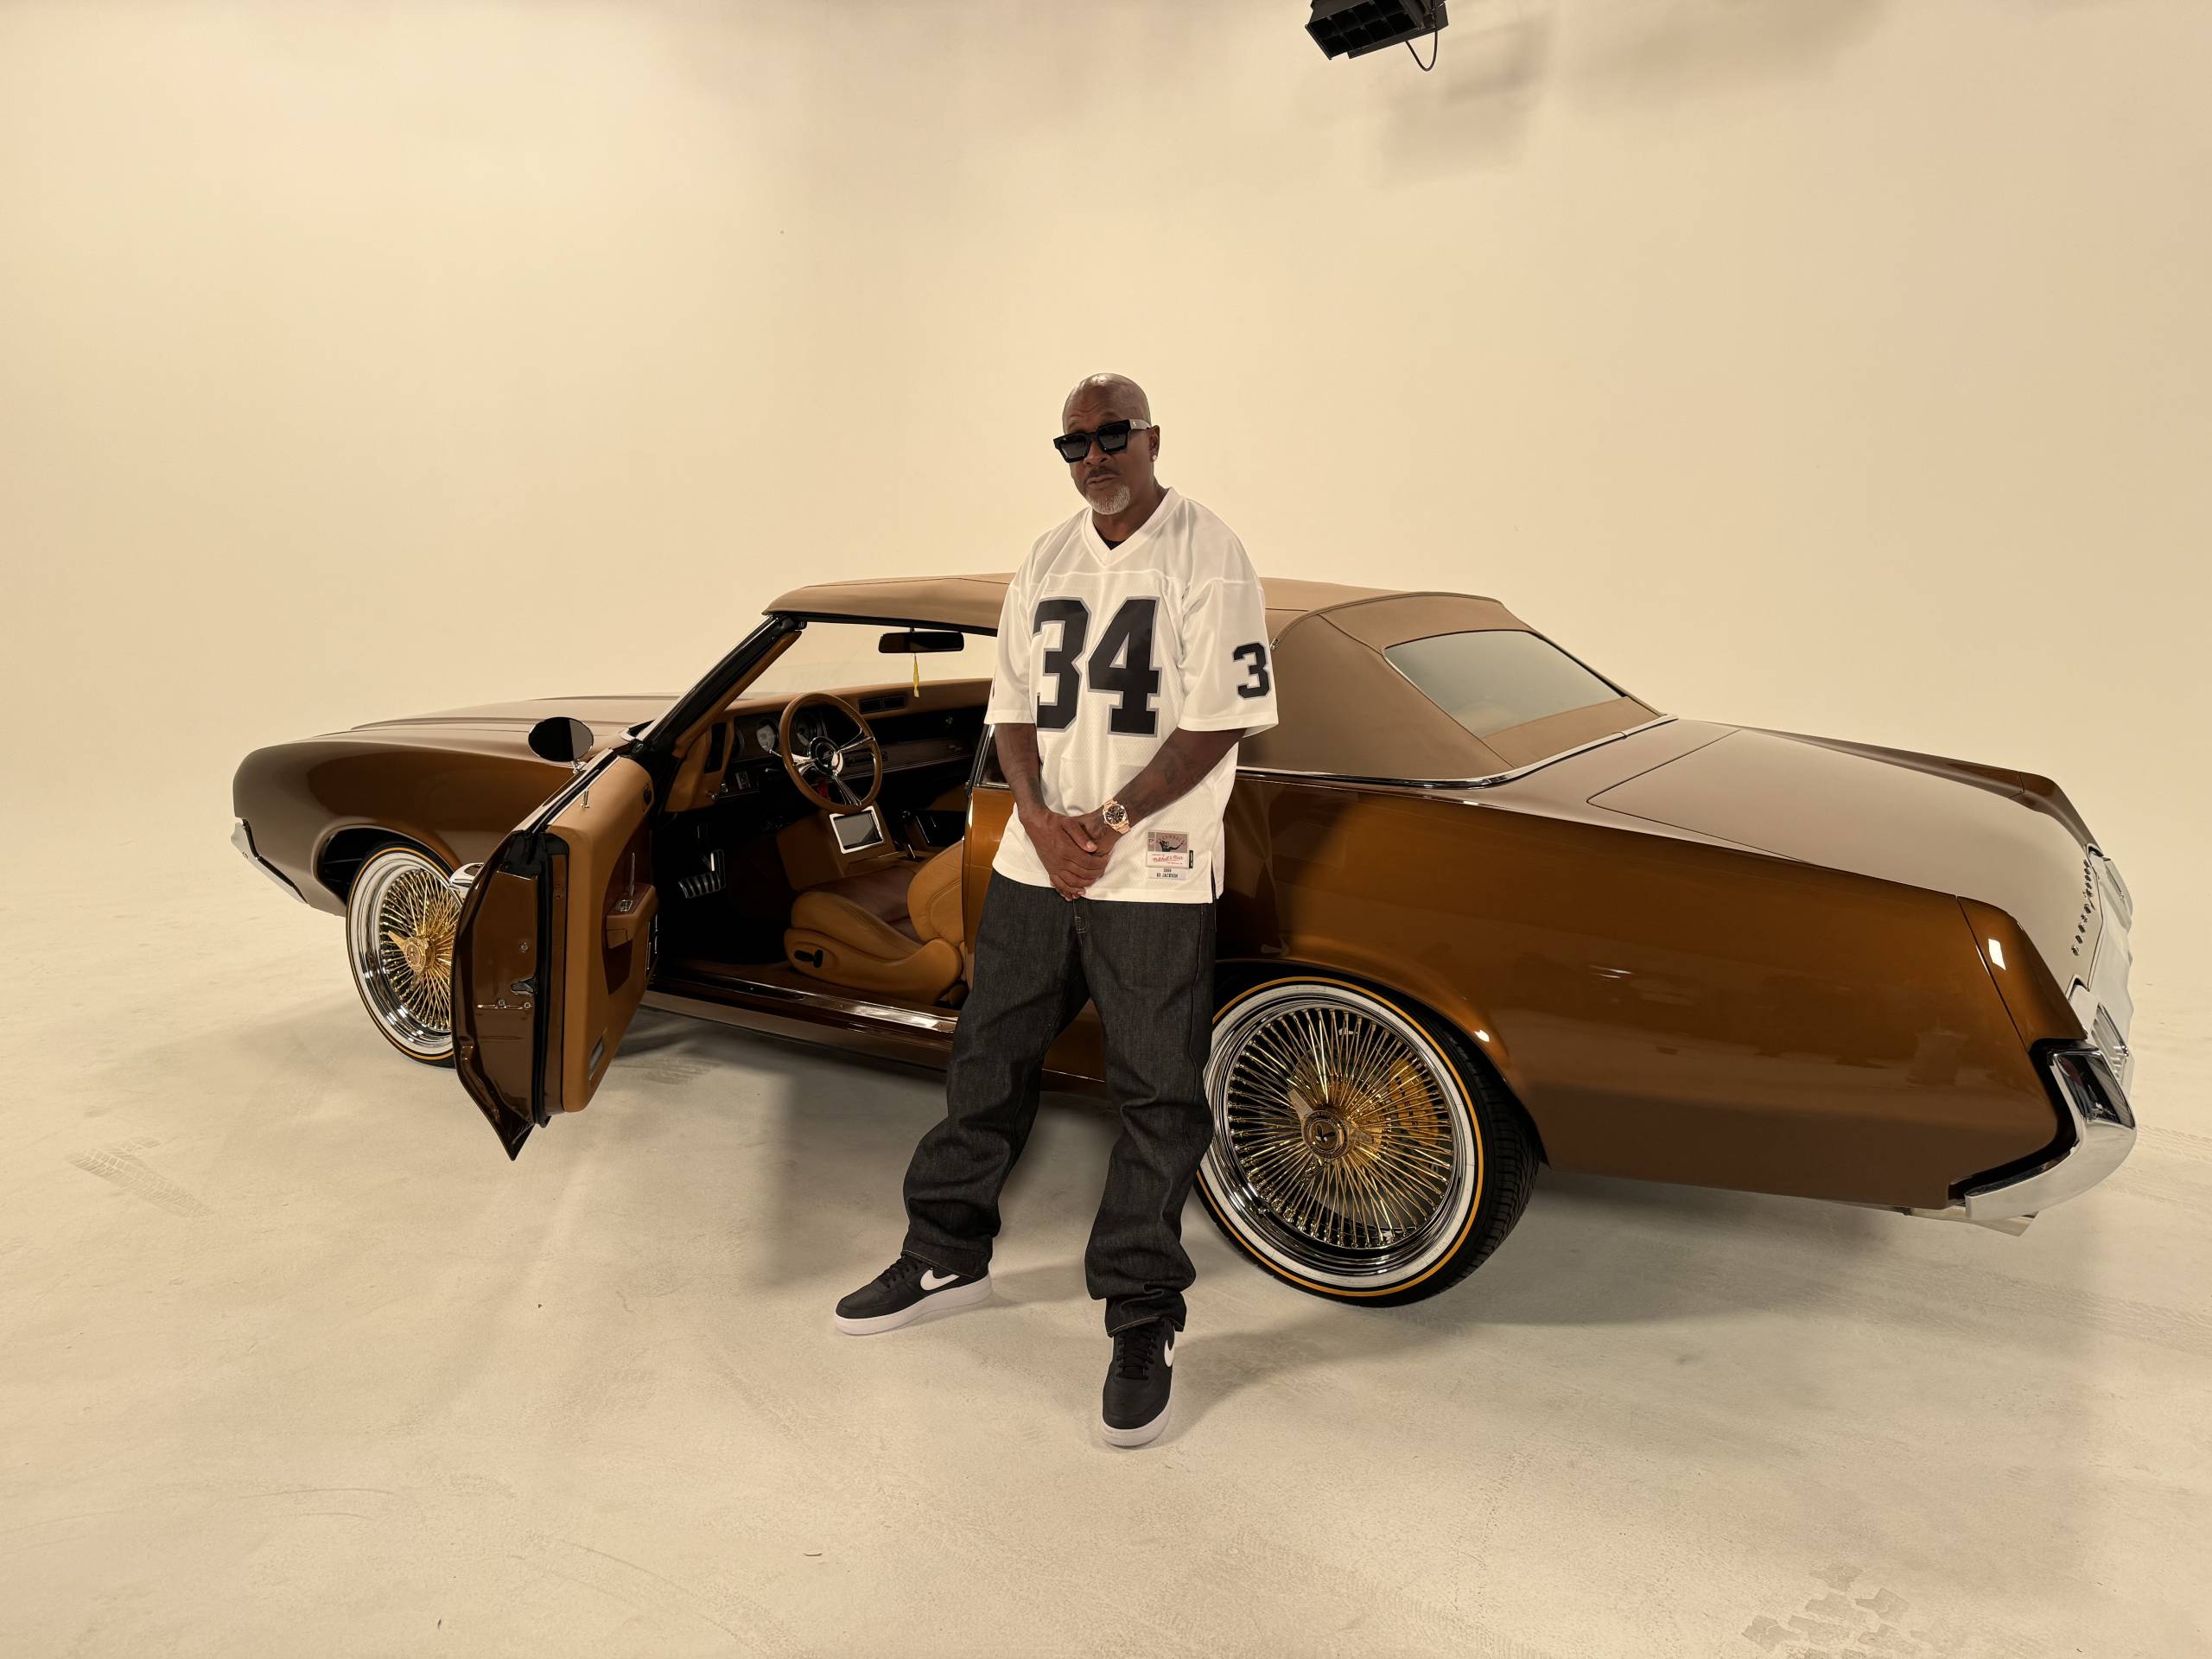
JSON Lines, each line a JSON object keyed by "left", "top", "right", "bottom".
{"left": 1103, "top": 802, "right": 1128, "bottom": 827}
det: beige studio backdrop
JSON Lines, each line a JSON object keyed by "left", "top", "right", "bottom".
{"left": 4, "top": 6, "right": 2212, "bottom": 1654}
{"left": 3, "top": 0, "right": 2208, "bottom": 997}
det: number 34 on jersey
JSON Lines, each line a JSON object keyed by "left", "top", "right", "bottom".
{"left": 1029, "top": 594, "right": 1272, "bottom": 738}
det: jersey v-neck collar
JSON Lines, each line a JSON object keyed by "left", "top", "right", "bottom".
{"left": 1081, "top": 486, "right": 1178, "bottom": 564}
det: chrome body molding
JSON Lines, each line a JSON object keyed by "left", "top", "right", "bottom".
{"left": 448, "top": 861, "right": 483, "bottom": 895}
{"left": 231, "top": 818, "right": 304, "bottom": 901}
{"left": 1236, "top": 715, "right": 1680, "bottom": 791}
{"left": 970, "top": 714, "right": 1682, "bottom": 796}
{"left": 969, "top": 720, "right": 998, "bottom": 795}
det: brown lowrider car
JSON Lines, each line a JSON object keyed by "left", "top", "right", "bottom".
{"left": 231, "top": 575, "right": 2139, "bottom": 1306}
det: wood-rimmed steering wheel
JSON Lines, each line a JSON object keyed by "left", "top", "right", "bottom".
{"left": 777, "top": 693, "right": 885, "bottom": 813}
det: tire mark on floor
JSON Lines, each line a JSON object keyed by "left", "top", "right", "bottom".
{"left": 66, "top": 1145, "right": 211, "bottom": 1217}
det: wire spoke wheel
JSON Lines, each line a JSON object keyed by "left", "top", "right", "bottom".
{"left": 1200, "top": 980, "right": 1533, "bottom": 1302}
{"left": 346, "top": 846, "right": 460, "bottom": 1063}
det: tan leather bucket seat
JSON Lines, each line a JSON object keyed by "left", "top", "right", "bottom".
{"left": 784, "top": 842, "right": 969, "bottom": 1001}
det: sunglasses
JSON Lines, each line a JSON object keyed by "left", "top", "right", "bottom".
{"left": 1052, "top": 418, "right": 1154, "bottom": 464}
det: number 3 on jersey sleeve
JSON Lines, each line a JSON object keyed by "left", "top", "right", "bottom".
{"left": 1231, "top": 640, "right": 1272, "bottom": 696}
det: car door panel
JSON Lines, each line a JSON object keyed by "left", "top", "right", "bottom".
{"left": 452, "top": 753, "right": 658, "bottom": 1158}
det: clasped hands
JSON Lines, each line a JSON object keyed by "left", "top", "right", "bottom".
{"left": 1020, "top": 803, "right": 1126, "bottom": 899}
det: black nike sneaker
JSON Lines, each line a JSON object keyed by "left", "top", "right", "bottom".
{"left": 1100, "top": 1319, "right": 1176, "bottom": 1446}
{"left": 833, "top": 1252, "right": 992, "bottom": 1335}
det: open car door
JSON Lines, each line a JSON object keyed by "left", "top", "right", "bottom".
{"left": 450, "top": 751, "right": 660, "bottom": 1158}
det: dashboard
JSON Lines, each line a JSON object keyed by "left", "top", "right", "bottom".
{"left": 671, "top": 685, "right": 984, "bottom": 811}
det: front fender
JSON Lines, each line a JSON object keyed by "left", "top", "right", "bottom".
{"left": 233, "top": 736, "right": 569, "bottom": 913}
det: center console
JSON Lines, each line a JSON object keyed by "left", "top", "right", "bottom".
{"left": 777, "top": 804, "right": 908, "bottom": 893}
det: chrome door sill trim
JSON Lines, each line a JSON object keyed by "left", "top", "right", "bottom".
{"left": 652, "top": 969, "right": 958, "bottom": 1036}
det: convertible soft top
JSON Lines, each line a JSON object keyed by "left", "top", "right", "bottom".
{"left": 770, "top": 571, "right": 1433, "bottom": 639}
{"left": 766, "top": 574, "right": 1654, "bottom": 781}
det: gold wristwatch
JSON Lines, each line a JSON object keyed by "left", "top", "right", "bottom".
{"left": 1100, "top": 798, "right": 1132, "bottom": 834}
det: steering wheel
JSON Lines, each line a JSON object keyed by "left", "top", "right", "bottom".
{"left": 778, "top": 693, "right": 885, "bottom": 814}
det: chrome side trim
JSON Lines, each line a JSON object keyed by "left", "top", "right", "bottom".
{"left": 448, "top": 862, "right": 483, "bottom": 895}
{"left": 231, "top": 818, "right": 305, "bottom": 902}
{"left": 1236, "top": 715, "right": 1679, "bottom": 791}
{"left": 969, "top": 715, "right": 1681, "bottom": 795}
{"left": 969, "top": 720, "right": 997, "bottom": 794}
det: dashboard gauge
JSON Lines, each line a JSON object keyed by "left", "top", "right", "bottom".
{"left": 756, "top": 721, "right": 779, "bottom": 755}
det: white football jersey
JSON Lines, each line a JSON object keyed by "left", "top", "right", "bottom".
{"left": 986, "top": 486, "right": 1279, "bottom": 904}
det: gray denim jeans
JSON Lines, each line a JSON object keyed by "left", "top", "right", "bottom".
{"left": 900, "top": 868, "right": 1218, "bottom": 1334}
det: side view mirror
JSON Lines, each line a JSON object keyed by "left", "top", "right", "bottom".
{"left": 527, "top": 715, "right": 597, "bottom": 765}
{"left": 879, "top": 628, "right": 965, "bottom": 654}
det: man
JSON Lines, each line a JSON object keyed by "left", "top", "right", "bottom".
{"left": 833, "top": 372, "right": 1280, "bottom": 1448}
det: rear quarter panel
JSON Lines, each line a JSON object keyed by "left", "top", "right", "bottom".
{"left": 1226, "top": 779, "right": 2059, "bottom": 1210}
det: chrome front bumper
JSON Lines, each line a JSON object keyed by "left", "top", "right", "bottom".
{"left": 231, "top": 817, "right": 304, "bottom": 902}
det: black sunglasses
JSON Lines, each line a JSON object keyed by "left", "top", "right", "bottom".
{"left": 1052, "top": 418, "right": 1154, "bottom": 464}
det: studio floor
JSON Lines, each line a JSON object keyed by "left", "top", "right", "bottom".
{"left": 3, "top": 798, "right": 2208, "bottom": 1659}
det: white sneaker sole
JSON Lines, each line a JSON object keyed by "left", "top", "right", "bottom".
{"left": 1100, "top": 1397, "right": 1171, "bottom": 1448}
{"left": 832, "top": 1272, "right": 992, "bottom": 1335}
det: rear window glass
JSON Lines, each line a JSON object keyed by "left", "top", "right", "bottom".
{"left": 1383, "top": 630, "right": 1620, "bottom": 738}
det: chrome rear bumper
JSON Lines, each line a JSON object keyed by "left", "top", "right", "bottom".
{"left": 1956, "top": 1044, "right": 2138, "bottom": 1224}
{"left": 1909, "top": 845, "right": 2138, "bottom": 1231}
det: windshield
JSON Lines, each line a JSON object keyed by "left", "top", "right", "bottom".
{"left": 1383, "top": 629, "right": 1622, "bottom": 738}
{"left": 743, "top": 620, "right": 997, "bottom": 699}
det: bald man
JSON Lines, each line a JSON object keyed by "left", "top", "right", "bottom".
{"left": 834, "top": 374, "right": 1281, "bottom": 1448}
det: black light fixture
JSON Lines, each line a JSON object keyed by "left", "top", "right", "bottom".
{"left": 1306, "top": 0, "right": 1448, "bottom": 60}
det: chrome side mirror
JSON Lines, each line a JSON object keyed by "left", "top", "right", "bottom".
{"left": 527, "top": 715, "right": 596, "bottom": 765}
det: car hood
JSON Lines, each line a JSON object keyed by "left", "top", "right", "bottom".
{"left": 1589, "top": 727, "right": 2101, "bottom": 984}
{"left": 347, "top": 694, "right": 675, "bottom": 747}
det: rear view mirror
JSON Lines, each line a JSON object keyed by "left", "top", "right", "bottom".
{"left": 527, "top": 715, "right": 596, "bottom": 765}
{"left": 879, "top": 629, "right": 965, "bottom": 654}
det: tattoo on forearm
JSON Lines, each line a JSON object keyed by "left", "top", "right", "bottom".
{"left": 1118, "top": 726, "right": 1243, "bottom": 823}
{"left": 997, "top": 723, "right": 1047, "bottom": 818}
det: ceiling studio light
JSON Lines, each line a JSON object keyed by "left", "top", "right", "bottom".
{"left": 1306, "top": 0, "right": 1448, "bottom": 60}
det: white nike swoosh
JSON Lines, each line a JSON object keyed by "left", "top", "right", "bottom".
{"left": 920, "top": 1268, "right": 958, "bottom": 1291}
{"left": 1163, "top": 1333, "right": 1175, "bottom": 1366}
